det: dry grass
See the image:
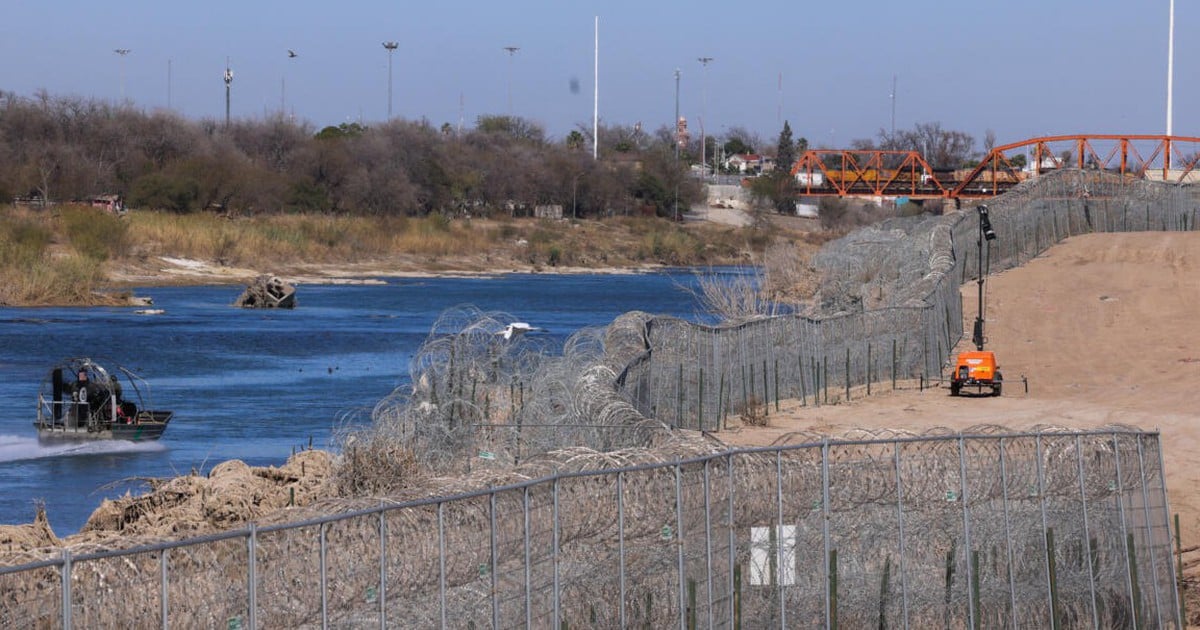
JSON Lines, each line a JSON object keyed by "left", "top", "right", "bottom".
{"left": 0, "top": 206, "right": 128, "bottom": 305}
{"left": 3, "top": 206, "right": 809, "bottom": 304}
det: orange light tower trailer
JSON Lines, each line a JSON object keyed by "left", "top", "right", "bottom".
{"left": 951, "top": 204, "right": 1004, "bottom": 397}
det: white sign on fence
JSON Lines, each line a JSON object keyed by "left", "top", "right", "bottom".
{"left": 749, "top": 525, "right": 796, "bottom": 586}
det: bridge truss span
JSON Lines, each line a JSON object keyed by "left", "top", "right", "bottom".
{"left": 789, "top": 134, "right": 1200, "bottom": 201}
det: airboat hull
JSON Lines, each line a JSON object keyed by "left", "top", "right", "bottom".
{"left": 36, "top": 411, "right": 172, "bottom": 443}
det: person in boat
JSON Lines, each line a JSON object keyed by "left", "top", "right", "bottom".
{"left": 71, "top": 369, "right": 97, "bottom": 427}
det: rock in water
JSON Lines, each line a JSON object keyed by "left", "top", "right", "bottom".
{"left": 234, "top": 275, "right": 296, "bottom": 308}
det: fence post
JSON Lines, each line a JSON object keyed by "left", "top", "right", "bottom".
{"left": 619, "top": 471, "right": 627, "bottom": 629}
{"left": 799, "top": 354, "right": 808, "bottom": 407}
{"left": 844, "top": 348, "right": 850, "bottom": 402}
{"left": 878, "top": 555, "right": 891, "bottom": 630}
{"left": 1112, "top": 433, "right": 1138, "bottom": 628}
{"left": 553, "top": 479, "right": 561, "bottom": 628}
{"left": 958, "top": 437, "right": 976, "bottom": 630}
{"left": 824, "top": 355, "right": 829, "bottom": 404}
{"left": 1034, "top": 435, "right": 1054, "bottom": 628}
{"left": 61, "top": 548, "right": 71, "bottom": 629}
{"left": 1134, "top": 436, "right": 1167, "bottom": 627}
{"left": 1046, "top": 528, "right": 1060, "bottom": 630}
{"left": 728, "top": 453, "right": 737, "bottom": 630}
{"left": 698, "top": 367, "right": 704, "bottom": 430}
{"left": 999, "top": 439, "right": 1017, "bottom": 630}
{"left": 776, "top": 451, "right": 787, "bottom": 627}
{"left": 1129, "top": 533, "right": 1143, "bottom": 629}
{"left": 380, "top": 508, "right": 388, "bottom": 628}
{"left": 677, "top": 364, "right": 684, "bottom": 427}
{"left": 822, "top": 441, "right": 833, "bottom": 630}
{"left": 675, "top": 462, "right": 687, "bottom": 630}
{"left": 247, "top": 523, "right": 258, "bottom": 630}
{"left": 867, "top": 343, "right": 872, "bottom": 396}
{"left": 1074, "top": 435, "right": 1100, "bottom": 628}
{"left": 524, "top": 487, "right": 533, "bottom": 629}
{"left": 774, "top": 358, "right": 780, "bottom": 412}
{"left": 971, "top": 550, "right": 981, "bottom": 630}
{"left": 893, "top": 442, "right": 911, "bottom": 628}
{"left": 1177, "top": 514, "right": 1187, "bottom": 625}
{"left": 490, "top": 492, "right": 499, "bottom": 630}
{"left": 160, "top": 548, "right": 169, "bottom": 630}
{"left": 439, "top": 502, "right": 448, "bottom": 629}
{"left": 829, "top": 549, "right": 839, "bottom": 630}
{"left": 762, "top": 359, "right": 769, "bottom": 417}
{"left": 319, "top": 522, "right": 327, "bottom": 630}
{"left": 717, "top": 371, "right": 726, "bottom": 430}
{"left": 704, "top": 460, "right": 715, "bottom": 630}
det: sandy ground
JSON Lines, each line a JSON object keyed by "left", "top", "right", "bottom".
{"left": 721, "top": 231, "right": 1200, "bottom": 587}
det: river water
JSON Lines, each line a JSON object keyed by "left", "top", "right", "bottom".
{"left": 0, "top": 270, "right": 712, "bottom": 535}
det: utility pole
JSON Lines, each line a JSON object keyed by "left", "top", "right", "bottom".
{"left": 223, "top": 58, "right": 233, "bottom": 128}
{"left": 674, "top": 69, "right": 681, "bottom": 159}
{"left": 383, "top": 41, "right": 398, "bottom": 119}
{"left": 674, "top": 68, "right": 681, "bottom": 221}
{"left": 697, "top": 56, "right": 713, "bottom": 178}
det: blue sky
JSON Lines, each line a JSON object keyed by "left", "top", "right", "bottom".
{"left": 2, "top": 1, "right": 1193, "bottom": 150}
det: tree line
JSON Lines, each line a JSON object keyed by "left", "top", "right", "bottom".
{"left": 0, "top": 90, "right": 714, "bottom": 218}
{"left": 0, "top": 89, "right": 992, "bottom": 220}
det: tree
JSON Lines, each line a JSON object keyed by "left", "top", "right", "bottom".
{"left": 746, "top": 121, "right": 801, "bottom": 215}
{"left": 564, "top": 130, "right": 586, "bottom": 150}
{"left": 776, "top": 121, "right": 796, "bottom": 173}
{"left": 890, "top": 122, "right": 975, "bottom": 169}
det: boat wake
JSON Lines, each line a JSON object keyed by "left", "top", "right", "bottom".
{"left": 0, "top": 434, "right": 166, "bottom": 463}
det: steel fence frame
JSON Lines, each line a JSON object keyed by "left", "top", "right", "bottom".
{"left": 0, "top": 428, "right": 1181, "bottom": 628}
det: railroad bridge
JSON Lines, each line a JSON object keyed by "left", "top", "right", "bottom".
{"left": 788, "top": 134, "right": 1200, "bottom": 199}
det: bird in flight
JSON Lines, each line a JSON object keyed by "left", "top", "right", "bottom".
{"left": 497, "top": 322, "right": 544, "bottom": 340}
{"left": 287, "top": 50, "right": 297, "bottom": 58}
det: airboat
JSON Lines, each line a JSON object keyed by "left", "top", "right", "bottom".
{"left": 34, "top": 357, "right": 173, "bottom": 443}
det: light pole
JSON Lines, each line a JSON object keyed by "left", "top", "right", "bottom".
{"left": 223, "top": 58, "right": 234, "bottom": 128}
{"left": 674, "top": 68, "right": 681, "bottom": 159}
{"left": 383, "top": 41, "right": 398, "bottom": 119}
{"left": 1167, "top": 0, "right": 1175, "bottom": 137}
{"left": 503, "top": 46, "right": 520, "bottom": 115}
{"left": 697, "top": 56, "right": 713, "bottom": 179}
{"left": 113, "top": 49, "right": 131, "bottom": 101}
{"left": 674, "top": 68, "right": 681, "bottom": 221}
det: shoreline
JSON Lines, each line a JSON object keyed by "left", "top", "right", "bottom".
{"left": 103, "top": 256, "right": 705, "bottom": 290}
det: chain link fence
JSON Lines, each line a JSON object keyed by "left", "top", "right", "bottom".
{"left": 0, "top": 427, "right": 1180, "bottom": 628}
{"left": 614, "top": 170, "right": 1198, "bottom": 431}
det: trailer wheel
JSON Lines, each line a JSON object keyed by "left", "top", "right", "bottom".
{"left": 992, "top": 372, "right": 1003, "bottom": 397}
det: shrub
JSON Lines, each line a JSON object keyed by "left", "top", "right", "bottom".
{"left": 59, "top": 205, "right": 129, "bottom": 262}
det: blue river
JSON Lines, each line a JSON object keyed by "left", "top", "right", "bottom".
{"left": 0, "top": 270, "right": 715, "bottom": 535}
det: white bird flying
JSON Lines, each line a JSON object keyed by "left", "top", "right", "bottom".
{"left": 497, "top": 322, "right": 543, "bottom": 340}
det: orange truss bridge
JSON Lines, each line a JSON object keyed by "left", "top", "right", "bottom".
{"left": 788, "top": 135, "right": 1200, "bottom": 200}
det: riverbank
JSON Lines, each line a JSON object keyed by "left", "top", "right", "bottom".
{"left": 3, "top": 206, "right": 821, "bottom": 304}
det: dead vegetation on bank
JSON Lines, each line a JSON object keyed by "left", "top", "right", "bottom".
{"left": 0, "top": 204, "right": 823, "bottom": 303}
